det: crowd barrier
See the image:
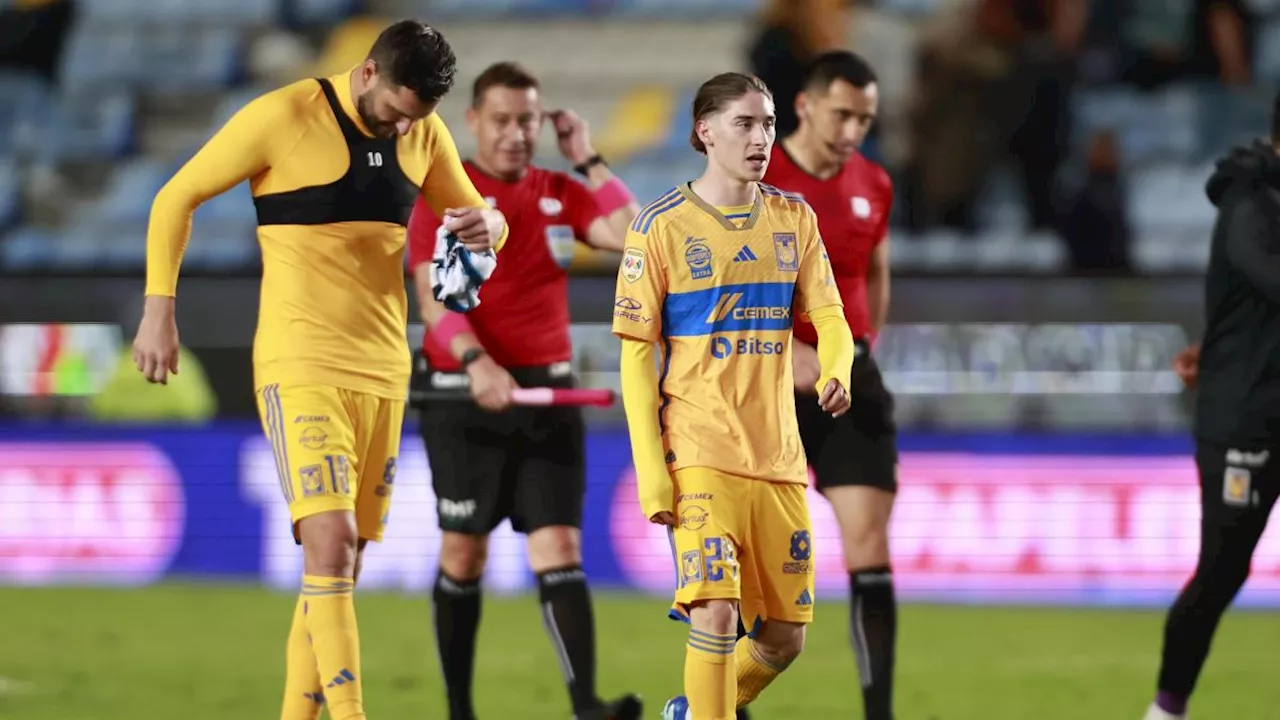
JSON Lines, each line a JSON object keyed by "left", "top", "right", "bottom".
{"left": 2, "top": 423, "right": 1278, "bottom": 608}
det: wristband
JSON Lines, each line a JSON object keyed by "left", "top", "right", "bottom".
{"left": 431, "top": 311, "right": 473, "bottom": 349}
{"left": 592, "top": 177, "right": 635, "bottom": 216}
{"left": 573, "top": 154, "right": 607, "bottom": 176}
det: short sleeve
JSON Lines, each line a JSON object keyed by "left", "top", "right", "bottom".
{"left": 612, "top": 226, "right": 666, "bottom": 342}
{"left": 562, "top": 177, "right": 604, "bottom": 242}
{"left": 406, "top": 194, "right": 444, "bottom": 272}
{"left": 795, "top": 205, "right": 843, "bottom": 315}
{"left": 876, "top": 175, "right": 895, "bottom": 246}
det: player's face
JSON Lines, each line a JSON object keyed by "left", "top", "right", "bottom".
{"left": 357, "top": 65, "right": 439, "bottom": 138}
{"left": 467, "top": 86, "right": 543, "bottom": 177}
{"left": 797, "top": 79, "right": 878, "bottom": 164}
{"left": 700, "top": 91, "right": 776, "bottom": 183}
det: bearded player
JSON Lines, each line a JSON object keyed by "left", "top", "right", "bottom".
{"left": 132, "top": 21, "right": 506, "bottom": 720}
{"left": 407, "top": 61, "right": 642, "bottom": 720}
{"left": 762, "top": 51, "right": 898, "bottom": 720}
{"left": 614, "top": 72, "right": 855, "bottom": 720}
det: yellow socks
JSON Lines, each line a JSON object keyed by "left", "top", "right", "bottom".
{"left": 685, "top": 629, "right": 736, "bottom": 720}
{"left": 302, "top": 575, "right": 365, "bottom": 720}
{"left": 734, "top": 637, "right": 783, "bottom": 709}
{"left": 281, "top": 595, "right": 325, "bottom": 720}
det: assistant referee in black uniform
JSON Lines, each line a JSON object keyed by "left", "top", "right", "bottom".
{"left": 1142, "top": 96, "right": 1280, "bottom": 720}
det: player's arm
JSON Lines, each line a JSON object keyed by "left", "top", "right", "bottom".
{"left": 612, "top": 227, "right": 673, "bottom": 524}
{"left": 793, "top": 0, "right": 850, "bottom": 53}
{"left": 136, "top": 92, "right": 293, "bottom": 384}
{"left": 1224, "top": 195, "right": 1280, "bottom": 303}
{"left": 551, "top": 109, "right": 639, "bottom": 252}
{"left": 406, "top": 198, "right": 516, "bottom": 412}
{"left": 795, "top": 207, "right": 854, "bottom": 414}
{"left": 421, "top": 115, "right": 508, "bottom": 252}
{"left": 866, "top": 236, "right": 890, "bottom": 337}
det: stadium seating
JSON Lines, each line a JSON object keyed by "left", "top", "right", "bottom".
{"left": 76, "top": 0, "right": 278, "bottom": 26}
{"left": 2, "top": 0, "right": 1278, "bottom": 274}
{"left": 60, "top": 25, "right": 244, "bottom": 93}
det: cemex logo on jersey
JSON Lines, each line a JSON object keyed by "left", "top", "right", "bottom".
{"left": 614, "top": 297, "right": 650, "bottom": 325}
{"left": 705, "top": 292, "right": 790, "bottom": 324}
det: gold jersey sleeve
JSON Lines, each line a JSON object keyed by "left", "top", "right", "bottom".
{"left": 144, "top": 70, "right": 494, "bottom": 399}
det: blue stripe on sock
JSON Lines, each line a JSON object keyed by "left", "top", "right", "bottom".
{"left": 687, "top": 639, "right": 736, "bottom": 655}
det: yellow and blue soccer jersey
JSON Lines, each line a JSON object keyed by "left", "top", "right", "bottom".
{"left": 612, "top": 182, "right": 842, "bottom": 484}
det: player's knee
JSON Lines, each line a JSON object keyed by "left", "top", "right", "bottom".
{"left": 753, "top": 622, "right": 805, "bottom": 668}
{"left": 297, "top": 511, "right": 360, "bottom": 577}
{"left": 353, "top": 539, "right": 369, "bottom": 584}
{"left": 1197, "top": 552, "right": 1252, "bottom": 595}
{"left": 526, "top": 525, "right": 582, "bottom": 573}
{"left": 689, "top": 599, "right": 739, "bottom": 637}
{"left": 439, "top": 531, "right": 489, "bottom": 581}
{"left": 843, "top": 526, "right": 891, "bottom": 570}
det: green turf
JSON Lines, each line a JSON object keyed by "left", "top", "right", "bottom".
{"left": 0, "top": 584, "right": 1275, "bottom": 719}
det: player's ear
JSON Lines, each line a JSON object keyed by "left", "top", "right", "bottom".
{"left": 361, "top": 59, "right": 378, "bottom": 86}
{"left": 794, "top": 91, "right": 809, "bottom": 123}
{"left": 695, "top": 118, "right": 712, "bottom": 150}
{"left": 465, "top": 105, "right": 480, "bottom": 134}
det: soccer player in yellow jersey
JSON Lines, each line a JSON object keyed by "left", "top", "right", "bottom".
{"left": 131, "top": 21, "right": 507, "bottom": 720}
{"left": 613, "top": 73, "right": 855, "bottom": 720}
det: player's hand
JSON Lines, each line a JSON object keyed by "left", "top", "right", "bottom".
{"left": 444, "top": 207, "right": 502, "bottom": 251}
{"left": 649, "top": 511, "right": 677, "bottom": 527}
{"left": 133, "top": 295, "right": 181, "bottom": 385}
{"left": 466, "top": 354, "right": 516, "bottom": 412}
{"left": 547, "top": 109, "right": 594, "bottom": 166}
{"left": 792, "top": 340, "right": 821, "bottom": 393}
{"left": 1173, "top": 343, "right": 1201, "bottom": 389}
{"left": 818, "top": 378, "right": 851, "bottom": 417}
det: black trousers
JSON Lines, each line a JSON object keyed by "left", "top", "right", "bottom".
{"left": 1157, "top": 439, "right": 1280, "bottom": 696}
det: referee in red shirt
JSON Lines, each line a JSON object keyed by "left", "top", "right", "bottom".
{"left": 763, "top": 51, "right": 898, "bottom": 720}
{"left": 407, "top": 62, "right": 642, "bottom": 720}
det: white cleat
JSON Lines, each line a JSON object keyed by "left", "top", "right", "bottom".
{"left": 1143, "top": 702, "right": 1186, "bottom": 720}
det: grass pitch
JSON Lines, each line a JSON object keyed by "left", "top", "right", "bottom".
{"left": 0, "top": 584, "right": 1276, "bottom": 719}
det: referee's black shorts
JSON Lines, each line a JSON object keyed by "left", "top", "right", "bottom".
{"left": 417, "top": 361, "right": 585, "bottom": 536}
{"left": 795, "top": 339, "right": 898, "bottom": 494}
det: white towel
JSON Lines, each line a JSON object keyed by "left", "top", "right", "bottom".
{"left": 430, "top": 226, "right": 497, "bottom": 313}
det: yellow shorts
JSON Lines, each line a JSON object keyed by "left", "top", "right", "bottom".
{"left": 256, "top": 382, "right": 405, "bottom": 542}
{"left": 668, "top": 467, "right": 815, "bottom": 630}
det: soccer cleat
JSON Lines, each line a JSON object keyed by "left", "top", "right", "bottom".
{"left": 576, "top": 694, "right": 643, "bottom": 720}
{"left": 1142, "top": 703, "right": 1186, "bottom": 720}
{"left": 661, "top": 696, "right": 690, "bottom": 720}
{"left": 603, "top": 693, "right": 643, "bottom": 720}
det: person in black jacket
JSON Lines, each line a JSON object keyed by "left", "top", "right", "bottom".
{"left": 1143, "top": 99, "right": 1280, "bottom": 720}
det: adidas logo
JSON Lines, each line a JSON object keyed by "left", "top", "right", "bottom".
{"left": 795, "top": 588, "right": 813, "bottom": 606}
{"left": 326, "top": 669, "right": 356, "bottom": 688}
{"left": 733, "top": 245, "right": 758, "bottom": 263}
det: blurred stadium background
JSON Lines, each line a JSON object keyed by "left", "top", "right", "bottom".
{"left": 2, "top": 0, "right": 1280, "bottom": 718}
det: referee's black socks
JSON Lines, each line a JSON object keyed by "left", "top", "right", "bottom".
{"left": 537, "top": 565, "right": 600, "bottom": 715}
{"left": 432, "top": 571, "right": 483, "bottom": 720}
{"left": 850, "top": 565, "right": 897, "bottom": 720}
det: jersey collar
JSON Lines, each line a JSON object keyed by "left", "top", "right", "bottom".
{"left": 678, "top": 182, "right": 763, "bottom": 232}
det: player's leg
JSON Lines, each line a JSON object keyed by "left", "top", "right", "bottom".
{"left": 419, "top": 399, "right": 510, "bottom": 720}
{"left": 257, "top": 383, "right": 369, "bottom": 720}
{"left": 733, "top": 481, "right": 814, "bottom": 710}
{"left": 1145, "top": 441, "right": 1280, "bottom": 719}
{"left": 515, "top": 405, "right": 642, "bottom": 719}
{"left": 667, "top": 468, "right": 747, "bottom": 720}
{"left": 800, "top": 352, "right": 899, "bottom": 720}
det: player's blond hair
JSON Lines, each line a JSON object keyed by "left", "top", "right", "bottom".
{"left": 690, "top": 72, "right": 773, "bottom": 155}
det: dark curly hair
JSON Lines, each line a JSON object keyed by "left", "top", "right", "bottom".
{"left": 367, "top": 20, "right": 457, "bottom": 104}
